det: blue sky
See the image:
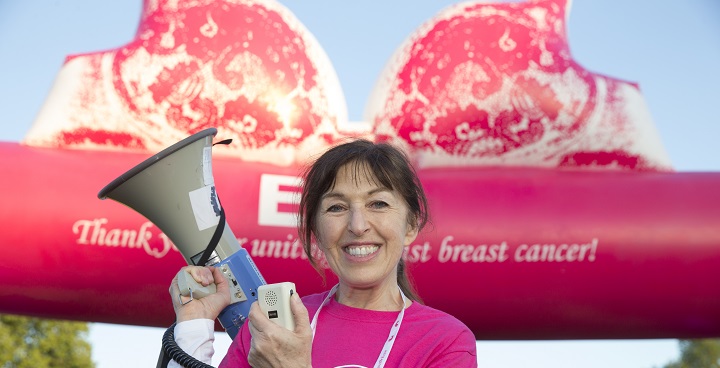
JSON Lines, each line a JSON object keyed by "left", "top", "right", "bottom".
{"left": 1, "top": 0, "right": 719, "bottom": 366}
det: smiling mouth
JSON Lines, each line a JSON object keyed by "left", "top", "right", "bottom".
{"left": 344, "top": 245, "right": 379, "bottom": 257}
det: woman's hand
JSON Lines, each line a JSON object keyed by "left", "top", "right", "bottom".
{"left": 247, "top": 292, "right": 313, "bottom": 368}
{"left": 169, "top": 265, "right": 231, "bottom": 322}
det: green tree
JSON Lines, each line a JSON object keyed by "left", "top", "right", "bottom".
{"left": 663, "top": 339, "right": 720, "bottom": 368}
{"left": 0, "top": 314, "right": 94, "bottom": 368}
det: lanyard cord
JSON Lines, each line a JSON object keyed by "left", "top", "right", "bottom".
{"left": 309, "top": 284, "right": 407, "bottom": 368}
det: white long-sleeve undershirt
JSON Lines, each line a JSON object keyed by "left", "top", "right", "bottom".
{"left": 167, "top": 319, "right": 216, "bottom": 368}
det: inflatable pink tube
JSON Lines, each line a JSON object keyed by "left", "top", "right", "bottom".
{"left": 1, "top": 142, "right": 718, "bottom": 339}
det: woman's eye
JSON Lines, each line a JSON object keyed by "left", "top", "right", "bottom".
{"left": 369, "top": 201, "right": 389, "bottom": 209}
{"left": 326, "top": 204, "right": 344, "bottom": 212}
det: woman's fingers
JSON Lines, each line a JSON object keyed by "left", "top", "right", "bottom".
{"left": 210, "top": 266, "right": 229, "bottom": 292}
{"left": 186, "top": 265, "right": 213, "bottom": 286}
{"left": 247, "top": 299, "right": 313, "bottom": 368}
{"left": 169, "top": 265, "right": 231, "bottom": 322}
{"left": 289, "top": 293, "right": 311, "bottom": 335}
{"left": 248, "top": 301, "right": 269, "bottom": 335}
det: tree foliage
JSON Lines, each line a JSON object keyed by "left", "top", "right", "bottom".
{"left": 663, "top": 339, "right": 720, "bottom": 368}
{"left": 0, "top": 314, "right": 94, "bottom": 368}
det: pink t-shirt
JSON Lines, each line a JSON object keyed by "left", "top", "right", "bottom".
{"left": 220, "top": 291, "right": 477, "bottom": 367}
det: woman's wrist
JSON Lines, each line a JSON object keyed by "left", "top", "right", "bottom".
{"left": 176, "top": 305, "right": 217, "bottom": 322}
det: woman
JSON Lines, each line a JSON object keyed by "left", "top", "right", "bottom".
{"left": 169, "top": 139, "right": 478, "bottom": 367}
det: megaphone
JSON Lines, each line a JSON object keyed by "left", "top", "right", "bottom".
{"left": 98, "top": 127, "right": 265, "bottom": 338}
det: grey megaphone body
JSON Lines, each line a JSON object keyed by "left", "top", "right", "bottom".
{"left": 98, "top": 128, "right": 266, "bottom": 338}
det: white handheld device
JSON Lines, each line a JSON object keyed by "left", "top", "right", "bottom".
{"left": 258, "top": 282, "right": 296, "bottom": 330}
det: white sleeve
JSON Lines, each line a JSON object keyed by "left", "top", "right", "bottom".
{"left": 167, "top": 319, "right": 216, "bottom": 368}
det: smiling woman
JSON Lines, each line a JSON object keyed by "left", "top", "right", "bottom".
{"left": 298, "top": 139, "right": 429, "bottom": 304}
{"left": 168, "top": 139, "right": 478, "bottom": 367}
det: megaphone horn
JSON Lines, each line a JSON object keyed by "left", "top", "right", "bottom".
{"left": 98, "top": 127, "right": 266, "bottom": 338}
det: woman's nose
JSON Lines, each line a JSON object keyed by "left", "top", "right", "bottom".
{"left": 347, "top": 208, "right": 370, "bottom": 236}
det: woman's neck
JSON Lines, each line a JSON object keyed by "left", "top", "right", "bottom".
{"left": 334, "top": 282, "right": 410, "bottom": 311}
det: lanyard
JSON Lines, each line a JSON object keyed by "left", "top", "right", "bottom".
{"left": 309, "top": 284, "right": 407, "bottom": 368}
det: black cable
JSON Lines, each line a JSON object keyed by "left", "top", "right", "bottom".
{"left": 197, "top": 205, "right": 226, "bottom": 266}
{"left": 158, "top": 322, "right": 215, "bottom": 368}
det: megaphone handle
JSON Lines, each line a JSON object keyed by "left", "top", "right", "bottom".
{"left": 178, "top": 270, "right": 217, "bottom": 303}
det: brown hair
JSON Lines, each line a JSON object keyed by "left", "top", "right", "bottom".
{"left": 298, "top": 139, "right": 429, "bottom": 302}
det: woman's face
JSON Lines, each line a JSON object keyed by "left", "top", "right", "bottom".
{"left": 314, "top": 163, "right": 419, "bottom": 291}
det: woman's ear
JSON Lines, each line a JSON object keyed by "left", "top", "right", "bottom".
{"left": 404, "top": 219, "right": 420, "bottom": 246}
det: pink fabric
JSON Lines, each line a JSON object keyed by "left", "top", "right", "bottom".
{"left": 220, "top": 291, "right": 477, "bottom": 367}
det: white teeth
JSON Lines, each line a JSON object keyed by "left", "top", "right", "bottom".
{"left": 346, "top": 246, "right": 379, "bottom": 257}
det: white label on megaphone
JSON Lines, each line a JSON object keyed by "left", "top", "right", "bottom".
{"left": 188, "top": 185, "right": 221, "bottom": 231}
